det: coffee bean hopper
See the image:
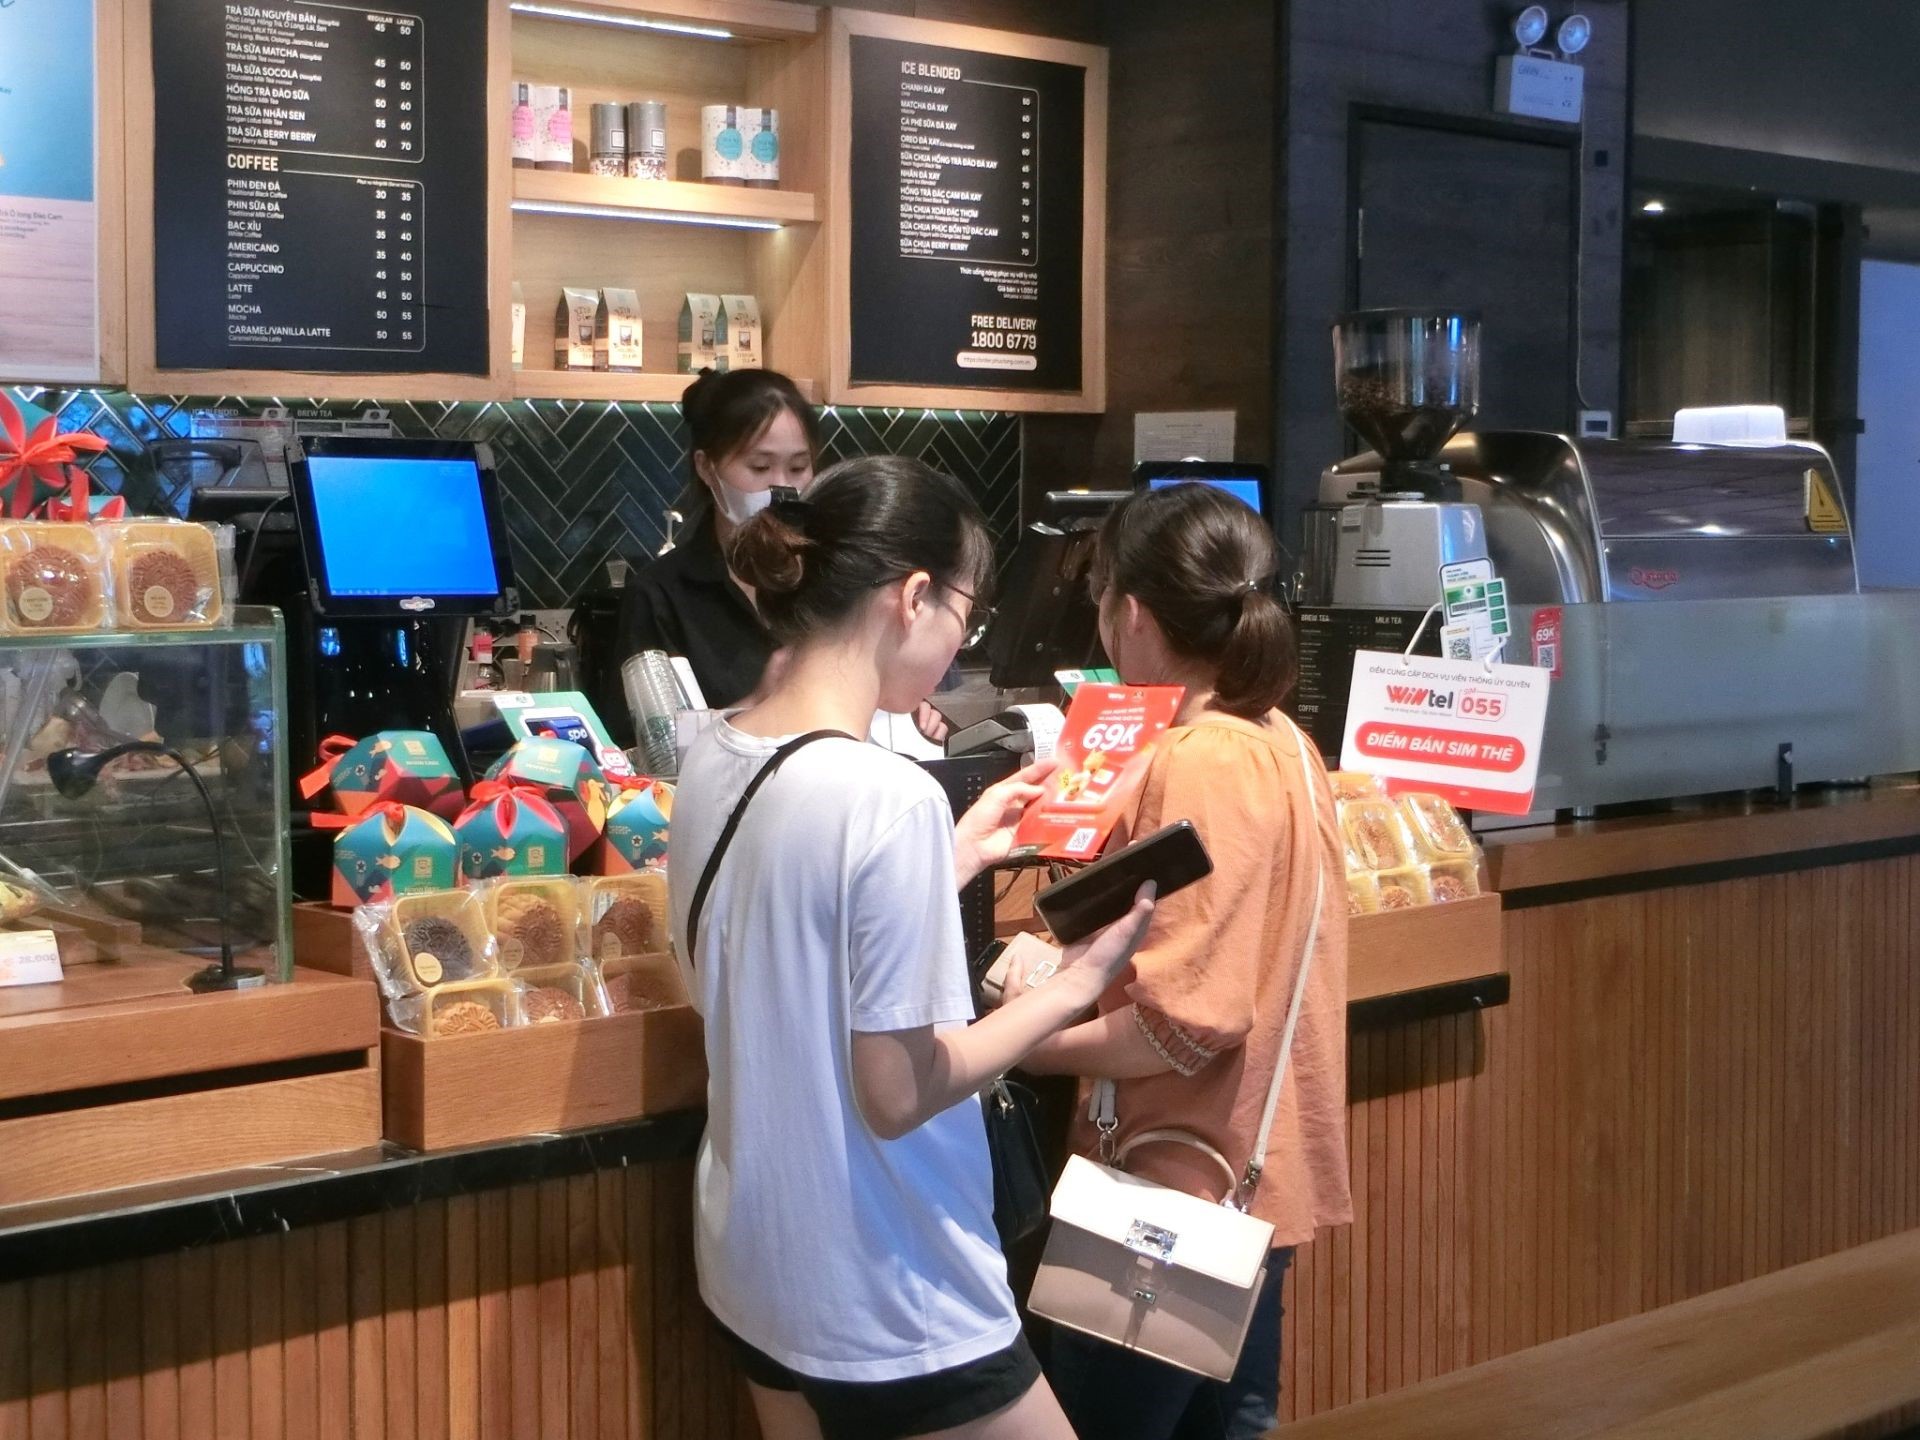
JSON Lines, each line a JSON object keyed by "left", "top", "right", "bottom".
{"left": 1292, "top": 310, "right": 1494, "bottom": 753}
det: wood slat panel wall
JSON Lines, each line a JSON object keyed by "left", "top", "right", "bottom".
{"left": 0, "top": 1162, "right": 760, "bottom": 1440}
{"left": 1278, "top": 852, "right": 1920, "bottom": 1430}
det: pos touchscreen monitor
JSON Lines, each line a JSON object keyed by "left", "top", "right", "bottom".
{"left": 1133, "top": 460, "right": 1272, "bottom": 518}
{"left": 288, "top": 438, "right": 517, "bottom": 618}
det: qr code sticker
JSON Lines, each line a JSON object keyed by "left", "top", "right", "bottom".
{"left": 1066, "top": 827, "right": 1098, "bottom": 854}
{"left": 1535, "top": 643, "right": 1557, "bottom": 671}
{"left": 1447, "top": 633, "right": 1474, "bottom": 660}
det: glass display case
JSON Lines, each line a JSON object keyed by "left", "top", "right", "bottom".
{"left": 0, "top": 605, "right": 292, "bottom": 983}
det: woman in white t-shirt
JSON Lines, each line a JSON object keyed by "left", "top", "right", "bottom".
{"left": 670, "top": 455, "right": 1155, "bottom": 1440}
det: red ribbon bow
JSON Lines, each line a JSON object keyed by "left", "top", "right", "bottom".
{"left": 313, "top": 798, "right": 415, "bottom": 835}
{"left": 298, "top": 734, "right": 364, "bottom": 801}
{"left": 0, "top": 393, "right": 110, "bottom": 520}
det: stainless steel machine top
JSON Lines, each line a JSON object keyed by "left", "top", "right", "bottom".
{"left": 1319, "top": 430, "right": 1858, "bottom": 606}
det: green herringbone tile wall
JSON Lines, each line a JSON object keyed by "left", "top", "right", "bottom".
{"left": 3, "top": 387, "right": 1023, "bottom": 609}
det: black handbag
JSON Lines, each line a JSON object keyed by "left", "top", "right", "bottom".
{"left": 970, "top": 938, "right": 1053, "bottom": 1246}
{"left": 984, "top": 1073, "right": 1051, "bottom": 1245}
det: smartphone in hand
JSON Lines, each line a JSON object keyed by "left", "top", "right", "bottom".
{"left": 1033, "top": 821, "right": 1212, "bottom": 945}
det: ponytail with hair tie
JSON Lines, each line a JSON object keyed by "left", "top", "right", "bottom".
{"left": 1094, "top": 486, "right": 1297, "bottom": 719}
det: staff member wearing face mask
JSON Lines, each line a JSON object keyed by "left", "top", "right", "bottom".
{"left": 614, "top": 368, "right": 821, "bottom": 713}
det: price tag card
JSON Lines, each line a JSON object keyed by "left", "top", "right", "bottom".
{"left": 0, "top": 929, "right": 63, "bottom": 988}
{"left": 1013, "top": 685, "right": 1183, "bottom": 860}
{"left": 1340, "top": 650, "right": 1551, "bottom": 815}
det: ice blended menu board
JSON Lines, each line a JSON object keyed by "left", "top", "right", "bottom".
{"left": 151, "top": 1, "right": 490, "bottom": 375}
{"left": 847, "top": 35, "right": 1086, "bottom": 392}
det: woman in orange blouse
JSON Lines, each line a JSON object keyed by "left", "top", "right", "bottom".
{"left": 1007, "top": 483, "right": 1352, "bottom": 1440}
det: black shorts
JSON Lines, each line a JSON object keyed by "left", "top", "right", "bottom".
{"left": 721, "top": 1325, "right": 1041, "bottom": 1440}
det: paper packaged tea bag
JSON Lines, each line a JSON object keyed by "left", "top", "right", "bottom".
{"left": 678, "top": 293, "right": 722, "bottom": 373}
{"left": 717, "top": 294, "right": 762, "bottom": 371}
{"left": 556, "top": 286, "right": 597, "bottom": 370}
{"left": 596, "top": 289, "right": 643, "bottom": 373}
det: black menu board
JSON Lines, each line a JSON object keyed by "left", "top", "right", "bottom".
{"left": 151, "top": 1, "right": 490, "bottom": 375}
{"left": 847, "top": 34, "right": 1086, "bottom": 393}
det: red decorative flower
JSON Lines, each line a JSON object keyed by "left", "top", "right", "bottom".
{"left": 0, "top": 393, "right": 111, "bottom": 519}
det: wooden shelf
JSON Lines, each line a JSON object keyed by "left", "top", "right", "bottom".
{"left": 0, "top": 963, "right": 382, "bottom": 1206}
{"left": 382, "top": 1006, "right": 706, "bottom": 1150}
{"left": 511, "top": 368, "right": 818, "bottom": 402}
{"left": 508, "top": 0, "right": 820, "bottom": 42}
{"left": 512, "top": 168, "right": 818, "bottom": 226}
{"left": 1347, "top": 892, "right": 1504, "bottom": 1003}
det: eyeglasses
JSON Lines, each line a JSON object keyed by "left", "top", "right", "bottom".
{"left": 942, "top": 582, "right": 995, "bottom": 650}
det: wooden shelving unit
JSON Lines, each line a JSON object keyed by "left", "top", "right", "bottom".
{"left": 505, "top": 0, "right": 820, "bottom": 42}
{"left": 107, "top": 0, "right": 1104, "bottom": 412}
{"left": 506, "top": 0, "right": 827, "bottom": 395}
{"left": 511, "top": 367, "right": 819, "bottom": 403}
{"left": 512, "top": 168, "right": 820, "bottom": 226}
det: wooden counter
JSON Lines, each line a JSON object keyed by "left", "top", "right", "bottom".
{"left": 1483, "top": 781, "right": 1920, "bottom": 895}
{"left": 10, "top": 788, "right": 1920, "bottom": 1437}
{"left": 1275, "top": 786, "right": 1920, "bottom": 1432}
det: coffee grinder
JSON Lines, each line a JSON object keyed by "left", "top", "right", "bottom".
{"left": 1293, "top": 309, "right": 1490, "bottom": 753}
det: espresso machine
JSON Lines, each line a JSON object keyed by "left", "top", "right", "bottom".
{"left": 1293, "top": 309, "right": 1491, "bottom": 751}
{"left": 1295, "top": 313, "right": 1920, "bottom": 814}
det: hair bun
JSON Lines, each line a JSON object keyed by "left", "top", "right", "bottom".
{"left": 725, "top": 511, "right": 811, "bottom": 597}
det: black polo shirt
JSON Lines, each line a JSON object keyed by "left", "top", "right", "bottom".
{"left": 609, "top": 515, "right": 773, "bottom": 735}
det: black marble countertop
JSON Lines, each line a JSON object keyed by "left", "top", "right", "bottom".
{"left": 0, "top": 1108, "right": 703, "bottom": 1284}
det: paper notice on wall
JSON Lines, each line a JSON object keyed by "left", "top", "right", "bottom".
{"left": 0, "top": 0, "right": 99, "bottom": 382}
{"left": 1133, "top": 411, "right": 1235, "bottom": 464}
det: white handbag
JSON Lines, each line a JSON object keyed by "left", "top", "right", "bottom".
{"left": 1027, "top": 721, "right": 1327, "bottom": 1381}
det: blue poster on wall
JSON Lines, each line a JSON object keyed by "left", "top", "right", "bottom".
{"left": 0, "top": 0, "right": 99, "bottom": 383}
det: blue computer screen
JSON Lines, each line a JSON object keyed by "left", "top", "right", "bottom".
{"left": 307, "top": 454, "right": 501, "bottom": 598}
{"left": 1148, "top": 475, "right": 1264, "bottom": 515}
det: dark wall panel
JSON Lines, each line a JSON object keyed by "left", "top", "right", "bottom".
{"left": 1276, "top": 0, "right": 1629, "bottom": 542}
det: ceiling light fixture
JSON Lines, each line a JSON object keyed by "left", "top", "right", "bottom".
{"left": 508, "top": 3, "right": 732, "bottom": 41}
{"left": 511, "top": 199, "right": 782, "bottom": 232}
{"left": 1641, "top": 199, "right": 1666, "bottom": 214}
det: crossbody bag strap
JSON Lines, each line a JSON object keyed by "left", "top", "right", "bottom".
{"left": 685, "top": 730, "right": 848, "bottom": 967}
{"left": 1235, "top": 718, "right": 1327, "bottom": 1204}
{"left": 1093, "top": 717, "right": 1329, "bottom": 1211}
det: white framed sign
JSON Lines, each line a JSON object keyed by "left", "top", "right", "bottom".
{"left": 0, "top": 0, "right": 104, "bottom": 383}
{"left": 1340, "top": 649, "right": 1552, "bottom": 814}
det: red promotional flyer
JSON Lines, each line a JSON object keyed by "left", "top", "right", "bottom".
{"left": 1013, "top": 684, "right": 1184, "bottom": 861}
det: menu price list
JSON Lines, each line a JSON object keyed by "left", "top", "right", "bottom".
{"left": 224, "top": 4, "right": 424, "bottom": 161}
{"left": 1294, "top": 609, "right": 1442, "bottom": 759}
{"left": 152, "top": 0, "right": 489, "bottom": 376}
{"left": 226, "top": 168, "right": 422, "bottom": 352}
{"left": 898, "top": 65, "right": 1033, "bottom": 267}
{"left": 848, "top": 35, "right": 1085, "bottom": 393}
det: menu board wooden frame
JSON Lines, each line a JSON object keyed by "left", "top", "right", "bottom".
{"left": 825, "top": 9, "right": 1106, "bottom": 414}
{"left": 123, "top": 0, "right": 513, "bottom": 402}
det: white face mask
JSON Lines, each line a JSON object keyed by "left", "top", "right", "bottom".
{"left": 712, "top": 482, "right": 775, "bottom": 526}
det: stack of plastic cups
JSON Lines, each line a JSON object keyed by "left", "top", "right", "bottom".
{"left": 622, "top": 651, "right": 682, "bottom": 778}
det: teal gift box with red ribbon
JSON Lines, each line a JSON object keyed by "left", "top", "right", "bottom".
{"left": 483, "top": 738, "right": 610, "bottom": 862}
{"left": 595, "top": 776, "right": 674, "bottom": 875}
{"left": 454, "top": 782, "right": 570, "bottom": 881}
{"left": 300, "top": 731, "right": 466, "bottom": 821}
{"left": 332, "top": 803, "right": 460, "bottom": 906}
